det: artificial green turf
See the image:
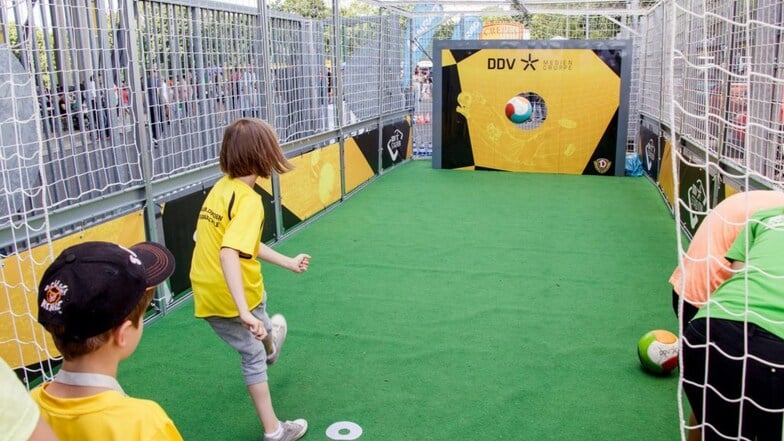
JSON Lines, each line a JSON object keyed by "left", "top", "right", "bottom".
{"left": 123, "top": 160, "right": 683, "bottom": 440}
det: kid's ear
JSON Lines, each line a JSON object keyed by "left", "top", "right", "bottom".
{"left": 113, "top": 320, "right": 135, "bottom": 347}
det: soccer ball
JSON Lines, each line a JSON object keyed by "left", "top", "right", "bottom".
{"left": 637, "top": 329, "right": 679, "bottom": 375}
{"left": 505, "top": 95, "right": 533, "bottom": 124}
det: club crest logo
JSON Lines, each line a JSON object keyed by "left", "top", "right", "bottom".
{"left": 41, "top": 280, "right": 68, "bottom": 313}
{"left": 593, "top": 158, "right": 612, "bottom": 174}
{"left": 645, "top": 139, "right": 655, "bottom": 171}
{"left": 687, "top": 179, "right": 707, "bottom": 229}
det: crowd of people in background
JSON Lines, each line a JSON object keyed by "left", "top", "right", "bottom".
{"left": 412, "top": 65, "right": 432, "bottom": 102}
{"left": 36, "top": 64, "right": 268, "bottom": 142}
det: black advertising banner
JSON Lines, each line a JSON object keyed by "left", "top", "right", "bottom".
{"left": 353, "top": 129, "right": 380, "bottom": 174}
{"left": 677, "top": 164, "right": 717, "bottom": 238}
{"left": 381, "top": 119, "right": 412, "bottom": 170}
{"left": 161, "top": 190, "right": 207, "bottom": 296}
{"left": 638, "top": 115, "right": 661, "bottom": 180}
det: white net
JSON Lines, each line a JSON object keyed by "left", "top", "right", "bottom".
{"left": 0, "top": 0, "right": 410, "bottom": 387}
{"left": 638, "top": 0, "right": 784, "bottom": 439}
{"left": 6, "top": 6, "right": 780, "bottom": 435}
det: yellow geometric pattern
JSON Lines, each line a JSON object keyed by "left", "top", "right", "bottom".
{"left": 453, "top": 48, "right": 620, "bottom": 173}
{"left": 658, "top": 139, "right": 676, "bottom": 208}
{"left": 442, "top": 49, "right": 457, "bottom": 67}
{"left": 255, "top": 144, "right": 343, "bottom": 222}
{"left": 278, "top": 144, "right": 342, "bottom": 221}
{"left": 344, "top": 137, "right": 375, "bottom": 193}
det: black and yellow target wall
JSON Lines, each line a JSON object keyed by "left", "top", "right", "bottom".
{"left": 433, "top": 40, "right": 632, "bottom": 176}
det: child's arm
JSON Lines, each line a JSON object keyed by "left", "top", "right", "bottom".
{"left": 257, "top": 242, "right": 310, "bottom": 273}
{"left": 220, "top": 247, "right": 268, "bottom": 340}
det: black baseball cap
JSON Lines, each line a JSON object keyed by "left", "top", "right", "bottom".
{"left": 37, "top": 241, "right": 175, "bottom": 341}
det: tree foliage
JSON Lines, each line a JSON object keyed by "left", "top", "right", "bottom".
{"left": 5, "top": 22, "right": 54, "bottom": 88}
{"left": 527, "top": 13, "right": 621, "bottom": 39}
{"left": 510, "top": 0, "right": 658, "bottom": 39}
{"left": 434, "top": 19, "right": 456, "bottom": 41}
{"left": 340, "top": 1, "right": 378, "bottom": 18}
{"left": 270, "top": 0, "right": 330, "bottom": 19}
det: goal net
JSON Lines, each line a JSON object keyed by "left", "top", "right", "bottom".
{"left": 639, "top": 0, "right": 784, "bottom": 439}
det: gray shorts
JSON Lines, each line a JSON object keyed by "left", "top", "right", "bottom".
{"left": 205, "top": 301, "right": 273, "bottom": 385}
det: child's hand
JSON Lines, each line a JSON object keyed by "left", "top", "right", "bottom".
{"left": 239, "top": 311, "right": 268, "bottom": 340}
{"left": 290, "top": 254, "right": 311, "bottom": 273}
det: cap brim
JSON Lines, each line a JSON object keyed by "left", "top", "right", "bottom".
{"left": 130, "top": 242, "right": 176, "bottom": 286}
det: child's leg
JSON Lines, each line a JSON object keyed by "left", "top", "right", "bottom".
{"left": 206, "top": 304, "right": 276, "bottom": 430}
{"left": 248, "top": 381, "right": 281, "bottom": 432}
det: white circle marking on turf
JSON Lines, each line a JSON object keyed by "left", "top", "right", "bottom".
{"left": 325, "top": 421, "right": 363, "bottom": 440}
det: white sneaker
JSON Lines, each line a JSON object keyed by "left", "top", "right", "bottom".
{"left": 263, "top": 419, "right": 308, "bottom": 441}
{"left": 267, "top": 314, "right": 287, "bottom": 365}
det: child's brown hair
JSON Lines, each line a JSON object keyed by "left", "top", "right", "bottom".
{"left": 220, "top": 118, "right": 293, "bottom": 179}
{"left": 46, "top": 288, "right": 155, "bottom": 359}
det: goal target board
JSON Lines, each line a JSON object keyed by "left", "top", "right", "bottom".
{"left": 433, "top": 40, "right": 631, "bottom": 175}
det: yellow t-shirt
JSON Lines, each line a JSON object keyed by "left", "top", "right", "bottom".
{"left": 190, "top": 176, "right": 265, "bottom": 318}
{"left": 29, "top": 383, "right": 183, "bottom": 441}
{"left": 0, "top": 357, "right": 38, "bottom": 441}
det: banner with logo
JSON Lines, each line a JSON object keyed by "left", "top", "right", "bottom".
{"left": 281, "top": 144, "right": 342, "bottom": 227}
{"left": 434, "top": 40, "right": 630, "bottom": 176}
{"left": 452, "top": 16, "right": 483, "bottom": 40}
{"left": 678, "top": 163, "right": 718, "bottom": 237}
{"left": 638, "top": 115, "right": 661, "bottom": 180}
{"left": 253, "top": 145, "right": 341, "bottom": 233}
{"left": 381, "top": 118, "right": 412, "bottom": 170}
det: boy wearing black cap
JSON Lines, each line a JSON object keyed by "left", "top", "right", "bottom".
{"left": 29, "top": 241, "right": 183, "bottom": 441}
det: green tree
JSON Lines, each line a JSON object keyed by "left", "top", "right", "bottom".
{"left": 340, "top": 1, "right": 378, "bottom": 18}
{"left": 270, "top": 0, "right": 330, "bottom": 19}
{"left": 511, "top": 0, "right": 655, "bottom": 40}
{"left": 434, "top": 18, "right": 456, "bottom": 41}
{"left": 5, "top": 21, "right": 54, "bottom": 88}
{"left": 527, "top": 13, "right": 621, "bottom": 39}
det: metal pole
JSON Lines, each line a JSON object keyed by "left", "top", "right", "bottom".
{"left": 331, "top": 0, "right": 348, "bottom": 199}
{"left": 377, "top": 12, "right": 386, "bottom": 174}
{"left": 256, "top": 0, "right": 285, "bottom": 240}
{"left": 122, "top": 0, "right": 172, "bottom": 313}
